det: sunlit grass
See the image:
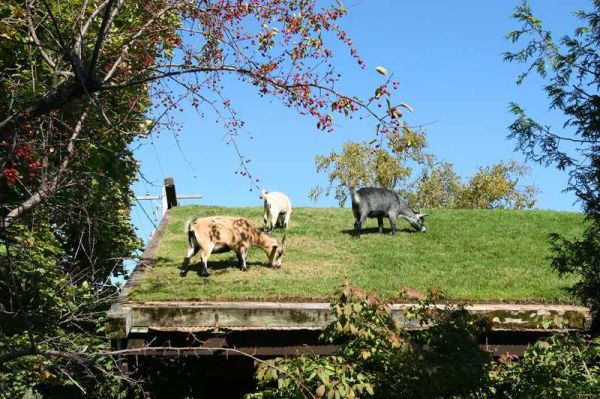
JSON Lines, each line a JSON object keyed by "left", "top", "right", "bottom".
{"left": 130, "top": 206, "right": 584, "bottom": 303}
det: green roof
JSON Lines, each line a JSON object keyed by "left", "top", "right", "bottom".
{"left": 129, "top": 205, "right": 583, "bottom": 303}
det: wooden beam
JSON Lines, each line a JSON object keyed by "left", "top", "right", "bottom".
{"left": 109, "top": 301, "right": 591, "bottom": 337}
{"left": 163, "top": 177, "right": 178, "bottom": 213}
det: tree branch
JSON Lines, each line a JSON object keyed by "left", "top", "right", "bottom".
{"left": 74, "top": 0, "right": 111, "bottom": 59}
{"left": 102, "top": 5, "right": 173, "bottom": 83}
{"left": 26, "top": 0, "right": 57, "bottom": 69}
{"left": 85, "top": 0, "right": 122, "bottom": 80}
{"left": 2, "top": 105, "right": 92, "bottom": 229}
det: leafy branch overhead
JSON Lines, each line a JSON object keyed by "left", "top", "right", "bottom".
{"left": 1, "top": 0, "right": 412, "bottom": 227}
{"left": 505, "top": 0, "right": 600, "bottom": 313}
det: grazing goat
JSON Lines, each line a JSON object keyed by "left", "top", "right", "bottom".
{"left": 260, "top": 189, "right": 292, "bottom": 232}
{"left": 351, "top": 187, "right": 426, "bottom": 236}
{"left": 181, "top": 216, "right": 286, "bottom": 277}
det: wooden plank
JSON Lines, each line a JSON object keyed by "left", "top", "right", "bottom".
{"left": 163, "top": 177, "right": 178, "bottom": 210}
{"left": 131, "top": 302, "right": 333, "bottom": 331}
{"left": 119, "top": 301, "right": 591, "bottom": 335}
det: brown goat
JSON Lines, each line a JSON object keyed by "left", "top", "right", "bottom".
{"left": 181, "top": 216, "right": 286, "bottom": 277}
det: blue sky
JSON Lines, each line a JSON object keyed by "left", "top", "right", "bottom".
{"left": 131, "top": 0, "right": 589, "bottom": 239}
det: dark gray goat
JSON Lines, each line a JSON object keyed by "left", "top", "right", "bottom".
{"left": 351, "top": 187, "right": 426, "bottom": 236}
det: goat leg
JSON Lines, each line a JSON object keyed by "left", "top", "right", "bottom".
{"left": 200, "top": 251, "right": 210, "bottom": 277}
{"left": 180, "top": 257, "right": 190, "bottom": 277}
{"left": 389, "top": 215, "right": 397, "bottom": 235}
{"left": 353, "top": 217, "right": 363, "bottom": 238}
{"left": 377, "top": 216, "right": 384, "bottom": 234}
{"left": 180, "top": 245, "right": 198, "bottom": 277}
{"left": 239, "top": 248, "right": 248, "bottom": 271}
{"left": 236, "top": 251, "right": 245, "bottom": 270}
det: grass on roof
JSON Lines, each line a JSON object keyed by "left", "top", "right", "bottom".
{"left": 129, "top": 205, "right": 584, "bottom": 303}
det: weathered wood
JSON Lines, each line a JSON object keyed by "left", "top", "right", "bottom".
{"left": 112, "top": 301, "right": 592, "bottom": 335}
{"left": 105, "top": 305, "right": 132, "bottom": 338}
{"left": 163, "top": 177, "right": 178, "bottom": 211}
{"left": 465, "top": 303, "right": 591, "bottom": 331}
{"left": 132, "top": 302, "right": 334, "bottom": 331}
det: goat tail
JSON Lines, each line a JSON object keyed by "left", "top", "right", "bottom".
{"left": 350, "top": 187, "right": 360, "bottom": 205}
{"left": 185, "top": 218, "right": 197, "bottom": 249}
{"left": 185, "top": 218, "right": 193, "bottom": 233}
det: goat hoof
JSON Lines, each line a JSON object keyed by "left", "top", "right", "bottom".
{"left": 180, "top": 271, "right": 187, "bottom": 277}
{"left": 201, "top": 271, "right": 210, "bottom": 277}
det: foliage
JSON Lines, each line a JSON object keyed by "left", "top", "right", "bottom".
{"left": 247, "top": 283, "right": 599, "bottom": 399}
{"left": 1, "top": 0, "right": 411, "bottom": 197}
{"left": 550, "top": 223, "right": 600, "bottom": 320}
{"left": 309, "top": 137, "right": 431, "bottom": 206}
{"left": 0, "top": 0, "right": 151, "bottom": 395}
{"left": 310, "top": 138, "right": 537, "bottom": 210}
{"left": 405, "top": 162, "right": 462, "bottom": 209}
{"left": 246, "top": 283, "right": 600, "bottom": 399}
{"left": 407, "top": 161, "right": 537, "bottom": 210}
{"left": 505, "top": 1, "right": 600, "bottom": 314}
{"left": 455, "top": 161, "right": 537, "bottom": 210}
{"left": 485, "top": 334, "right": 600, "bottom": 398}
{"left": 0, "top": 224, "right": 128, "bottom": 398}
{"left": 248, "top": 282, "right": 491, "bottom": 399}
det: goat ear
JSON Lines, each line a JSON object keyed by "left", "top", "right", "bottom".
{"left": 281, "top": 235, "right": 287, "bottom": 249}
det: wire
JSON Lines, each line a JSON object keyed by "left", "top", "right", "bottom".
{"left": 134, "top": 197, "right": 158, "bottom": 231}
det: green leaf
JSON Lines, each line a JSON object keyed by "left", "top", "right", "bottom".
{"left": 257, "top": 366, "right": 266, "bottom": 381}
{"left": 399, "top": 102, "right": 414, "bottom": 112}
{"left": 538, "top": 341, "right": 551, "bottom": 349}
{"left": 318, "top": 369, "right": 330, "bottom": 384}
{"left": 375, "top": 66, "right": 388, "bottom": 76}
{"left": 316, "top": 384, "right": 326, "bottom": 398}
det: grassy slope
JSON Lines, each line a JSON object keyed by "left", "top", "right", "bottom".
{"left": 130, "top": 206, "right": 584, "bottom": 303}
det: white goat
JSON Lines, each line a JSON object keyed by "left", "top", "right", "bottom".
{"left": 260, "top": 189, "right": 292, "bottom": 231}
